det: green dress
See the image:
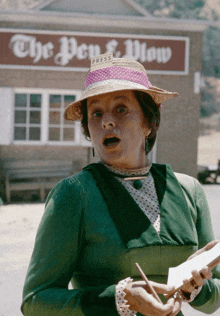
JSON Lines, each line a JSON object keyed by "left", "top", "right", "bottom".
{"left": 21, "top": 163, "right": 220, "bottom": 316}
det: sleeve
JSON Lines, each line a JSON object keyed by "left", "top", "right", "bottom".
{"left": 21, "top": 178, "right": 118, "bottom": 316}
{"left": 189, "top": 179, "right": 220, "bottom": 314}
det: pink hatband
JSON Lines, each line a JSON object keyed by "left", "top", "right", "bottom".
{"left": 85, "top": 66, "right": 150, "bottom": 89}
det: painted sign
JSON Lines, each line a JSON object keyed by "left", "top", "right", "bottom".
{"left": 0, "top": 29, "right": 189, "bottom": 74}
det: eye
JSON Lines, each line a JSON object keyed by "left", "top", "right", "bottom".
{"left": 93, "top": 111, "right": 102, "bottom": 118}
{"left": 117, "top": 106, "right": 126, "bottom": 113}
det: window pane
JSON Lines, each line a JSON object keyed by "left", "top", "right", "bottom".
{"left": 14, "top": 127, "right": 26, "bottom": 140}
{"left": 64, "top": 95, "right": 76, "bottom": 125}
{"left": 15, "top": 110, "right": 26, "bottom": 123}
{"left": 49, "top": 128, "right": 60, "bottom": 141}
{"left": 30, "top": 111, "right": 41, "bottom": 124}
{"left": 64, "top": 95, "right": 76, "bottom": 107}
{"left": 49, "top": 111, "right": 60, "bottom": 124}
{"left": 30, "top": 94, "right": 41, "bottom": 108}
{"left": 64, "top": 118, "right": 75, "bottom": 125}
{"left": 63, "top": 128, "right": 75, "bottom": 141}
{"left": 15, "top": 94, "right": 26, "bottom": 107}
{"left": 50, "top": 95, "right": 61, "bottom": 108}
{"left": 29, "top": 127, "right": 40, "bottom": 140}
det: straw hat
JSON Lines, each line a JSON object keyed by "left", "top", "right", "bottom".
{"left": 64, "top": 53, "right": 178, "bottom": 121}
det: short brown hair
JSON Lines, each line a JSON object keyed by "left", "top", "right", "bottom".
{"left": 133, "top": 91, "right": 160, "bottom": 154}
{"left": 81, "top": 90, "right": 160, "bottom": 155}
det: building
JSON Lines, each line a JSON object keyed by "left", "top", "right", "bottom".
{"left": 0, "top": 0, "right": 208, "bottom": 200}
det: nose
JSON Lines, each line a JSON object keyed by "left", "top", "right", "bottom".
{"left": 102, "top": 113, "right": 116, "bottom": 129}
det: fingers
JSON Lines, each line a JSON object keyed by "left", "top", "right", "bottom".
{"left": 198, "top": 266, "right": 213, "bottom": 280}
{"left": 150, "top": 281, "right": 175, "bottom": 295}
{"left": 130, "top": 280, "right": 174, "bottom": 294}
{"left": 124, "top": 281, "right": 177, "bottom": 316}
{"left": 188, "top": 240, "right": 219, "bottom": 261}
{"left": 173, "top": 296, "right": 182, "bottom": 316}
{"left": 182, "top": 266, "right": 212, "bottom": 293}
{"left": 161, "top": 298, "right": 175, "bottom": 316}
{"left": 204, "top": 240, "right": 219, "bottom": 250}
{"left": 145, "top": 294, "right": 177, "bottom": 316}
{"left": 152, "top": 298, "right": 175, "bottom": 316}
{"left": 191, "top": 270, "right": 205, "bottom": 287}
{"left": 167, "top": 296, "right": 182, "bottom": 316}
{"left": 182, "top": 278, "right": 195, "bottom": 293}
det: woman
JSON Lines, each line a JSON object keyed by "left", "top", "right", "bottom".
{"left": 21, "top": 53, "right": 220, "bottom": 316}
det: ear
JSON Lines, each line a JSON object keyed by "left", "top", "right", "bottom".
{"left": 145, "top": 129, "right": 152, "bottom": 137}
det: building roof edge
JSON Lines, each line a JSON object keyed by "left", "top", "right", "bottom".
{"left": 0, "top": 10, "right": 217, "bottom": 31}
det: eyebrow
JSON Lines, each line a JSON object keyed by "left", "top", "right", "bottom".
{"left": 113, "top": 95, "right": 130, "bottom": 102}
{"left": 88, "top": 95, "right": 129, "bottom": 107}
{"left": 88, "top": 99, "right": 99, "bottom": 107}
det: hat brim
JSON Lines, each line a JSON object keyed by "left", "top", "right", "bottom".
{"left": 64, "top": 82, "right": 178, "bottom": 121}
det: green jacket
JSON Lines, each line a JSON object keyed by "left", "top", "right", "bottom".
{"left": 21, "top": 163, "right": 220, "bottom": 316}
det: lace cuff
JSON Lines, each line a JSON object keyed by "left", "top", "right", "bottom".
{"left": 175, "top": 286, "right": 202, "bottom": 302}
{"left": 115, "top": 277, "right": 137, "bottom": 315}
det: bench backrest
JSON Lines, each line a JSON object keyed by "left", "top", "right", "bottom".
{"left": 3, "top": 160, "right": 81, "bottom": 179}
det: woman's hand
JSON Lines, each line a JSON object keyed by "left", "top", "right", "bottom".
{"left": 181, "top": 266, "right": 212, "bottom": 294}
{"left": 187, "top": 240, "right": 219, "bottom": 261}
{"left": 124, "top": 280, "right": 182, "bottom": 316}
{"left": 182, "top": 240, "right": 219, "bottom": 295}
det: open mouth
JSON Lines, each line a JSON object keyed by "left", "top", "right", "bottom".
{"left": 103, "top": 136, "right": 121, "bottom": 148}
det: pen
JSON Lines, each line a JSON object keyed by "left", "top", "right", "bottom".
{"left": 135, "top": 262, "right": 163, "bottom": 304}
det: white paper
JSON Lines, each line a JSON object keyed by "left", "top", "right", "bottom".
{"left": 167, "top": 242, "right": 220, "bottom": 289}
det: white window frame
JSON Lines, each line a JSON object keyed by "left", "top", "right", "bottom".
{"left": 0, "top": 87, "right": 14, "bottom": 145}
{"left": 12, "top": 88, "right": 92, "bottom": 146}
{"left": 14, "top": 92, "right": 42, "bottom": 142}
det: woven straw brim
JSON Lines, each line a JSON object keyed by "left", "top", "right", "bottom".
{"left": 64, "top": 83, "right": 178, "bottom": 121}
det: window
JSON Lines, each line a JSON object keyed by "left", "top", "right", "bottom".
{"left": 14, "top": 93, "right": 41, "bottom": 141}
{"left": 49, "top": 94, "right": 75, "bottom": 142}
{"left": 13, "top": 88, "right": 91, "bottom": 146}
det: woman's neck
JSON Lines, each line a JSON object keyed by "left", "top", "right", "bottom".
{"left": 102, "top": 158, "right": 152, "bottom": 177}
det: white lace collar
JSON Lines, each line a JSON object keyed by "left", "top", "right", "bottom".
{"left": 102, "top": 158, "right": 152, "bottom": 177}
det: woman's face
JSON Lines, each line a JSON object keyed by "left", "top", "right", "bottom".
{"left": 87, "top": 90, "right": 151, "bottom": 169}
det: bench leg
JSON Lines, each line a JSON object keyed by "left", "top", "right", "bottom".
{"left": 5, "top": 177, "right": 11, "bottom": 203}
{"left": 40, "top": 187, "right": 45, "bottom": 202}
{"left": 215, "top": 170, "right": 219, "bottom": 183}
{"left": 6, "top": 189, "right": 11, "bottom": 203}
{"left": 216, "top": 160, "right": 220, "bottom": 183}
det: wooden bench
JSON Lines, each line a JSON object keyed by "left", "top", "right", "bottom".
{"left": 3, "top": 160, "right": 81, "bottom": 203}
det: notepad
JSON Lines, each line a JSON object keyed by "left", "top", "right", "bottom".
{"left": 167, "top": 242, "right": 220, "bottom": 290}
